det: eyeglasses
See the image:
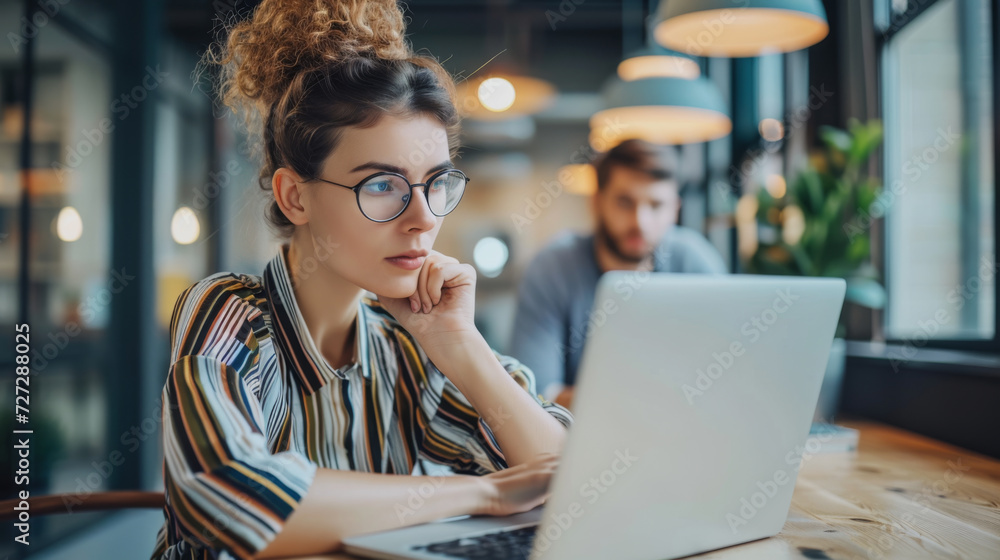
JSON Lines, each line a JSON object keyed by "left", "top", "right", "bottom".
{"left": 307, "top": 168, "right": 470, "bottom": 222}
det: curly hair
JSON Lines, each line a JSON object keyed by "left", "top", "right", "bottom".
{"left": 196, "top": 0, "right": 462, "bottom": 239}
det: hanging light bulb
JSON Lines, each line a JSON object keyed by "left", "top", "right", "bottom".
{"left": 478, "top": 77, "right": 517, "bottom": 112}
{"left": 171, "top": 206, "right": 200, "bottom": 245}
{"left": 56, "top": 206, "right": 83, "bottom": 242}
{"left": 456, "top": 73, "right": 556, "bottom": 120}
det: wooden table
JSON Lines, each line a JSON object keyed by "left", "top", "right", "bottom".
{"left": 287, "top": 420, "right": 1000, "bottom": 559}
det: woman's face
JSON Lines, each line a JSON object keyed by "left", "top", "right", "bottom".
{"left": 295, "top": 113, "right": 452, "bottom": 299}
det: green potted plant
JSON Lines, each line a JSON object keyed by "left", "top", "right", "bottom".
{"left": 737, "top": 118, "right": 886, "bottom": 421}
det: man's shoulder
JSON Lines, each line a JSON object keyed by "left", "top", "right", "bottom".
{"left": 658, "top": 225, "right": 727, "bottom": 272}
{"left": 516, "top": 230, "right": 593, "bottom": 308}
{"left": 666, "top": 224, "right": 709, "bottom": 244}
{"left": 528, "top": 229, "right": 592, "bottom": 268}
{"left": 662, "top": 225, "right": 721, "bottom": 255}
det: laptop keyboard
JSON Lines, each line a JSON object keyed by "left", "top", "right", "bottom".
{"left": 411, "top": 524, "right": 538, "bottom": 559}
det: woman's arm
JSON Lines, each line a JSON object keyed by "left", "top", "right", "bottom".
{"left": 255, "top": 469, "right": 480, "bottom": 558}
{"left": 378, "top": 251, "right": 571, "bottom": 468}
{"left": 255, "top": 454, "right": 559, "bottom": 559}
{"left": 165, "top": 352, "right": 559, "bottom": 560}
{"left": 422, "top": 332, "right": 570, "bottom": 468}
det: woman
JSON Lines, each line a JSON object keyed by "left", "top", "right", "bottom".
{"left": 150, "top": 1, "right": 573, "bottom": 558}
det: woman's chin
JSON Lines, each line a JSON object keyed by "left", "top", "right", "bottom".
{"left": 366, "top": 276, "right": 418, "bottom": 300}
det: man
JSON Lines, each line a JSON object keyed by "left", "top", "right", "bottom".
{"left": 510, "top": 138, "right": 728, "bottom": 409}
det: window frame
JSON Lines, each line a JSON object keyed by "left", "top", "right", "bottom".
{"left": 877, "top": 0, "right": 1000, "bottom": 353}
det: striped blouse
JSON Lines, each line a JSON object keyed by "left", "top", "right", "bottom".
{"left": 150, "top": 242, "right": 574, "bottom": 560}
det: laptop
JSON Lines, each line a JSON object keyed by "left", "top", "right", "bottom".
{"left": 343, "top": 272, "right": 846, "bottom": 560}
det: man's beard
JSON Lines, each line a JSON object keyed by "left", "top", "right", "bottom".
{"left": 595, "top": 220, "right": 647, "bottom": 264}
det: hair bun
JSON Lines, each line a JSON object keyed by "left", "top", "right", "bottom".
{"left": 203, "top": 0, "right": 413, "bottom": 120}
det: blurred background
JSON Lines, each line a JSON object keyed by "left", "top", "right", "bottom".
{"left": 0, "top": 0, "right": 995, "bottom": 557}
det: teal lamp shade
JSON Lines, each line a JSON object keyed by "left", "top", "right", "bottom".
{"left": 653, "top": 0, "right": 829, "bottom": 57}
{"left": 589, "top": 76, "right": 731, "bottom": 148}
{"left": 618, "top": 45, "right": 701, "bottom": 81}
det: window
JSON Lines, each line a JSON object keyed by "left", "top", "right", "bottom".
{"left": 881, "top": 0, "right": 995, "bottom": 343}
{"left": 0, "top": 1, "right": 119, "bottom": 556}
{"left": 0, "top": 2, "right": 219, "bottom": 557}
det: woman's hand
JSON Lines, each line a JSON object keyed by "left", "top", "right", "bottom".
{"left": 474, "top": 453, "right": 560, "bottom": 517}
{"left": 378, "top": 250, "right": 479, "bottom": 351}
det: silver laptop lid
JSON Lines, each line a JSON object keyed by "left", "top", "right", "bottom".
{"left": 532, "top": 273, "right": 845, "bottom": 560}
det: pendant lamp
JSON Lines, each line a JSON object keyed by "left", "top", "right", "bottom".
{"left": 653, "top": 0, "right": 829, "bottom": 57}
{"left": 590, "top": 75, "right": 731, "bottom": 149}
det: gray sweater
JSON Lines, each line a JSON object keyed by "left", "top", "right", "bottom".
{"left": 509, "top": 226, "right": 728, "bottom": 396}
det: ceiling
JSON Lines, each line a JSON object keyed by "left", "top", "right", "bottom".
{"left": 163, "top": 0, "right": 656, "bottom": 93}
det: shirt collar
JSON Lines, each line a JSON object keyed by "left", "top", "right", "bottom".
{"left": 261, "top": 243, "right": 371, "bottom": 393}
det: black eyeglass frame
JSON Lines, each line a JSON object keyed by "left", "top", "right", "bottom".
{"left": 306, "top": 168, "right": 471, "bottom": 223}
